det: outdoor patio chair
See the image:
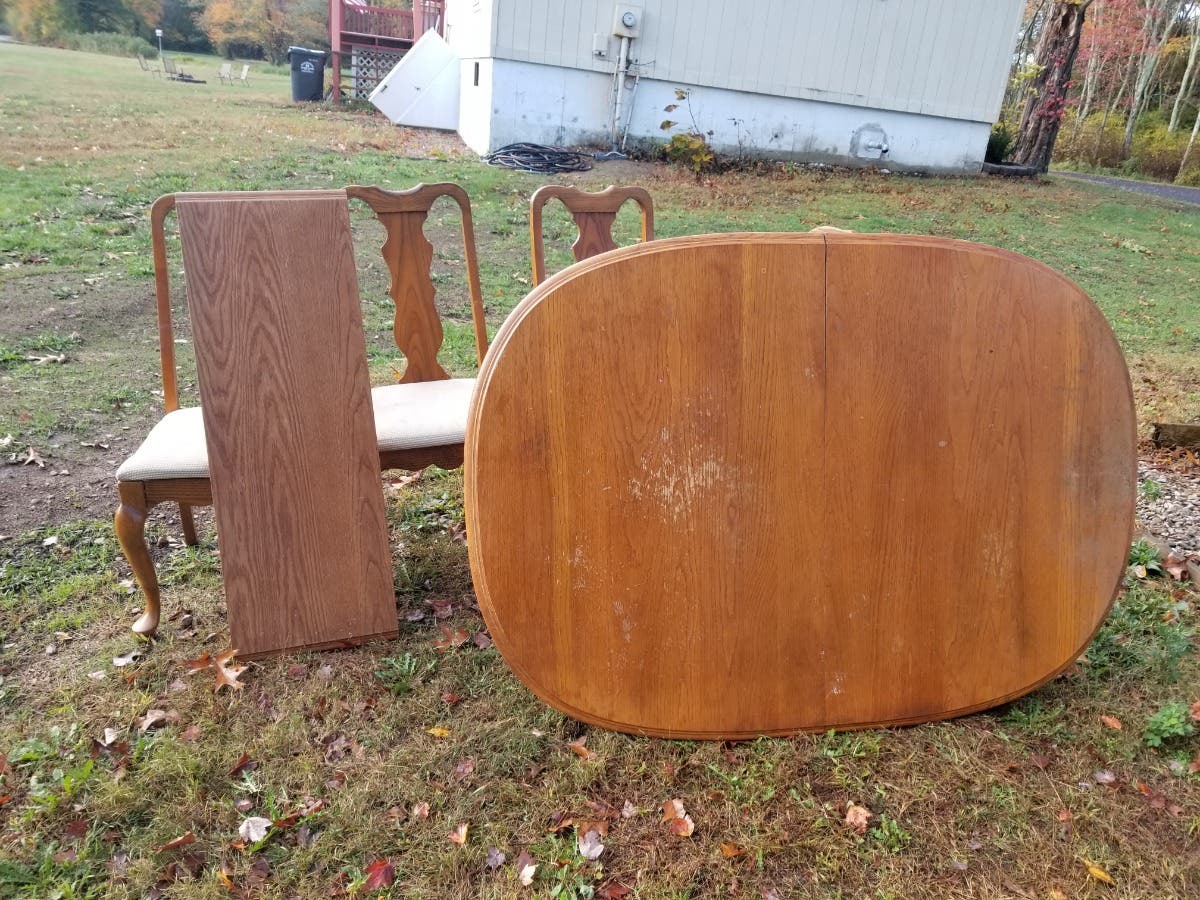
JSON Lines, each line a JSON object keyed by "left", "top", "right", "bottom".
{"left": 114, "top": 184, "right": 489, "bottom": 637}
{"left": 236, "top": 64, "right": 250, "bottom": 85}
{"left": 529, "top": 184, "right": 654, "bottom": 285}
{"left": 217, "top": 62, "right": 232, "bottom": 84}
{"left": 137, "top": 54, "right": 160, "bottom": 76}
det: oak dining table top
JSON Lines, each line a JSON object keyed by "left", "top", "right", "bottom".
{"left": 464, "top": 232, "right": 1136, "bottom": 739}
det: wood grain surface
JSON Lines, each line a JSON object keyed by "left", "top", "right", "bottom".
{"left": 465, "top": 233, "right": 1136, "bottom": 738}
{"left": 176, "top": 191, "right": 396, "bottom": 658}
{"left": 529, "top": 185, "right": 655, "bottom": 285}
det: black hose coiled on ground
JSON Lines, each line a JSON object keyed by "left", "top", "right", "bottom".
{"left": 483, "top": 143, "right": 593, "bottom": 174}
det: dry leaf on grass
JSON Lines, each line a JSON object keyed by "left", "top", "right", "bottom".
{"left": 156, "top": 832, "right": 195, "bottom": 853}
{"left": 485, "top": 846, "right": 506, "bottom": 870}
{"left": 515, "top": 850, "right": 537, "bottom": 886}
{"left": 1100, "top": 715, "right": 1123, "bottom": 730}
{"left": 661, "top": 799, "right": 687, "bottom": 823}
{"left": 452, "top": 758, "right": 476, "bottom": 780}
{"left": 844, "top": 803, "right": 873, "bottom": 835}
{"left": 433, "top": 624, "right": 470, "bottom": 651}
{"left": 427, "top": 725, "right": 451, "bottom": 739}
{"left": 238, "top": 817, "right": 272, "bottom": 844}
{"left": 597, "top": 883, "right": 633, "bottom": 899}
{"left": 364, "top": 859, "right": 395, "bottom": 889}
{"left": 577, "top": 829, "right": 605, "bottom": 860}
{"left": 568, "top": 737, "right": 596, "bottom": 760}
{"left": 184, "top": 648, "right": 246, "bottom": 692}
{"left": 720, "top": 841, "right": 747, "bottom": 858}
{"left": 448, "top": 822, "right": 469, "bottom": 845}
{"left": 1190, "top": 700, "right": 1200, "bottom": 723}
{"left": 411, "top": 801, "right": 430, "bottom": 820}
{"left": 1081, "top": 858, "right": 1115, "bottom": 885}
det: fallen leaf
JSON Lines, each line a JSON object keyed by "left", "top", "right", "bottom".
{"left": 156, "top": 832, "right": 196, "bottom": 853}
{"left": 661, "top": 799, "right": 687, "bottom": 823}
{"left": 473, "top": 631, "right": 494, "bottom": 649}
{"left": 720, "top": 841, "right": 747, "bottom": 858}
{"left": 598, "top": 882, "right": 633, "bottom": 899}
{"left": 411, "top": 801, "right": 430, "bottom": 820}
{"left": 1094, "top": 769, "right": 1118, "bottom": 785}
{"left": 568, "top": 737, "right": 596, "bottom": 760}
{"left": 64, "top": 818, "right": 89, "bottom": 840}
{"left": 441, "top": 691, "right": 463, "bottom": 705}
{"left": 427, "top": 725, "right": 451, "bottom": 739}
{"left": 578, "top": 828, "right": 606, "bottom": 860}
{"left": 1191, "top": 700, "right": 1200, "bottom": 723}
{"left": 238, "top": 816, "right": 272, "bottom": 845}
{"left": 1081, "top": 858, "right": 1115, "bottom": 885}
{"left": 669, "top": 814, "right": 695, "bottom": 837}
{"left": 1189, "top": 753, "right": 1200, "bottom": 774}
{"left": 844, "top": 803, "right": 873, "bottom": 836}
{"left": 364, "top": 859, "right": 395, "bottom": 890}
{"left": 515, "top": 850, "right": 537, "bottom": 886}
{"left": 448, "top": 822, "right": 469, "bottom": 845}
{"left": 1100, "top": 715, "right": 1123, "bottom": 730}
{"left": 1029, "top": 752, "right": 1053, "bottom": 770}
{"left": 112, "top": 648, "right": 143, "bottom": 668}
{"left": 234, "top": 799, "right": 254, "bottom": 813}
{"left": 20, "top": 446, "right": 45, "bottom": 468}
{"left": 213, "top": 649, "right": 247, "bottom": 692}
{"left": 136, "top": 709, "right": 176, "bottom": 733}
{"left": 433, "top": 624, "right": 470, "bottom": 651}
{"left": 179, "top": 724, "right": 202, "bottom": 742}
{"left": 428, "top": 598, "right": 455, "bottom": 619}
{"left": 1164, "top": 553, "right": 1188, "bottom": 581}
{"left": 486, "top": 846, "right": 506, "bottom": 870}
{"left": 228, "top": 753, "right": 257, "bottom": 777}
{"left": 452, "top": 758, "right": 476, "bottom": 780}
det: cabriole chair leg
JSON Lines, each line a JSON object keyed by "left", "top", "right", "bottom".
{"left": 115, "top": 480, "right": 162, "bottom": 636}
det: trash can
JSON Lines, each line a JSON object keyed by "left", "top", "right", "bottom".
{"left": 288, "top": 46, "right": 326, "bottom": 102}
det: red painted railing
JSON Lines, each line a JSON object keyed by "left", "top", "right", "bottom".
{"left": 341, "top": 3, "right": 415, "bottom": 40}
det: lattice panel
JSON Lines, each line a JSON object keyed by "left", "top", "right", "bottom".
{"left": 350, "top": 47, "right": 406, "bottom": 100}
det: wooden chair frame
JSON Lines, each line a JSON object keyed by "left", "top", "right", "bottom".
{"left": 116, "top": 184, "right": 488, "bottom": 636}
{"left": 529, "top": 185, "right": 654, "bottom": 285}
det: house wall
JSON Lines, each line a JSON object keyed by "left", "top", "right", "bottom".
{"left": 467, "top": 58, "right": 990, "bottom": 174}
{"left": 485, "top": 0, "right": 1023, "bottom": 125}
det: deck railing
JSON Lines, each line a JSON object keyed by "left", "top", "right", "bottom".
{"left": 341, "top": 3, "right": 415, "bottom": 40}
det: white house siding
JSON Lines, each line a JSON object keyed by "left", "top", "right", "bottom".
{"left": 443, "top": 0, "right": 1023, "bottom": 172}
{"left": 479, "top": 58, "right": 991, "bottom": 173}
{"left": 487, "top": 0, "right": 1022, "bottom": 124}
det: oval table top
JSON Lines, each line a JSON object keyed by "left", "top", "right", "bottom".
{"left": 465, "top": 232, "right": 1136, "bottom": 739}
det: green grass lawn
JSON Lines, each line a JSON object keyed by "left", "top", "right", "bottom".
{"left": 2, "top": 42, "right": 1200, "bottom": 898}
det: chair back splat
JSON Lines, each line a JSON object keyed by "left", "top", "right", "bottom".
{"left": 529, "top": 184, "right": 654, "bottom": 285}
{"left": 346, "top": 183, "right": 489, "bottom": 381}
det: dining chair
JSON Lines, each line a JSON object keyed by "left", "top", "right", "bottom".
{"left": 115, "top": 184, "right": 489, "bottom": 637}
{"left": 528, "top": 184, "right": 654, "bottom": 285}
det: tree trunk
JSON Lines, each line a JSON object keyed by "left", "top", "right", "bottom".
{"left": 1012, "top": 1, "right": 1094, "bottom": 172}
{"left": 1122, "top": 0, "right": 1181, "bottom": 157}
{"left": 1180, "top": 106, "right": 1200, "bottom": 177}
{"left": 1071, "top": 0, "right": 1104, "bottom": 142}
{"left": 1168, "top": 16, "right": 1199, "bottom": 131}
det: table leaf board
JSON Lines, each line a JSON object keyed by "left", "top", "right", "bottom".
{"left": 465, "top": 233, "right": 1136, "bottom": 738}
{"left": 176, "top": 191, "right": 396, "bottom": 658}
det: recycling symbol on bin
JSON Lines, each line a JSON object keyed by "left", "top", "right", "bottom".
{"left": 300, "top": 60, "right": 316, "bottom": 74}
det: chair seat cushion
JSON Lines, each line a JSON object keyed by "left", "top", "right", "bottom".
{"left": 115, "top": 378, "right": 476, "bottom": 482}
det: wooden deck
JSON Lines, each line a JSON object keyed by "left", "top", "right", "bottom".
{"left": 330, "top": 0, "right": 444, "bottom": 99}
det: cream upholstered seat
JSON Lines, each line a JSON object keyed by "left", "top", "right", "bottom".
{"left": 116, "top": 378, "right": 476, "bottom": 482}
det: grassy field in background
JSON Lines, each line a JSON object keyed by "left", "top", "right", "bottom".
{"left": 2, "top": 42, "right": 1200, "bottom": 898}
